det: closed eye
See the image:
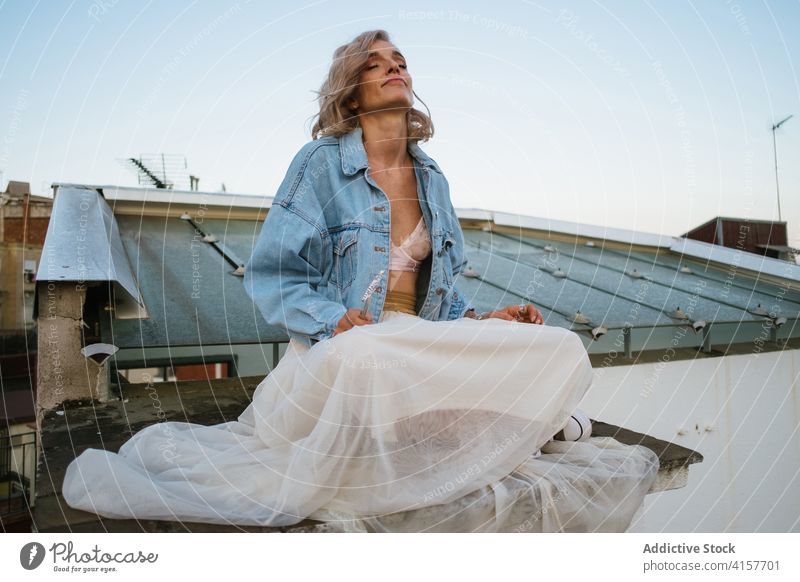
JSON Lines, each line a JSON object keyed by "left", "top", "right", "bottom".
{"left": 366, "top": 63, "right": 407, "bottom": 70}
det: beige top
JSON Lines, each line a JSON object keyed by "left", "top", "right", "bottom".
{"left": 389, "top": 216, "right": 431, "bottom": 272}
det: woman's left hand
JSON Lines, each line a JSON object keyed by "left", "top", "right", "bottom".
{"left": 501, "top": 303, "right": 544, "bottom": 324}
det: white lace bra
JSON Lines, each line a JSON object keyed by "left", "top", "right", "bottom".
{"left": 389, "top": 216, "right": 432, "bottom": 272}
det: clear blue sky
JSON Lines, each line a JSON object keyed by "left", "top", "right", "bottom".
{"left": 1, "top": 0, "right": 798, "bottom": 246}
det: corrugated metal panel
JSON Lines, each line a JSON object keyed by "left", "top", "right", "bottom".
{"left": 33, "top": 186, "right": 143, "bottom": 318}
{"left": 493, "top": 210, "right": 674, "bottom": 248}
{"left": 670, "top": 237, "right": 800, "bottom": 284}
{"left": 196, "top": 218, "right": 262, "bottom": 267}
{"left": 101, "top": 214, "right": 283, "bottom": 348}
{"left": 459, "top": 229, "right": 800, "bottom": 352}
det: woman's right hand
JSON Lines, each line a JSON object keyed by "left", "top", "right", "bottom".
{"left": 332, "top": 308, "right": 374, "bottom": 336}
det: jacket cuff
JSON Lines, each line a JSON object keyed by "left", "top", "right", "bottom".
{"left": 447, "top": 284, "right": 473, "bottom": 320}
{"left": 309, "top": 302, "right": 348, "bottom": 343}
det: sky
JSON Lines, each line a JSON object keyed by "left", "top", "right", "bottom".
{"left": 1, "top": 0, "right": 799, "bottom": 247}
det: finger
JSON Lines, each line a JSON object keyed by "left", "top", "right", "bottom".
{"left": 343, "top": 311, "right": 360, "bottom": 329}
{"left": 525, "top": 304, "right": 538, "bottom": 323}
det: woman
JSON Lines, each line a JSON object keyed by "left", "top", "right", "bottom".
{"left": 62, "top": 30, "right": 658, "bottom": 532}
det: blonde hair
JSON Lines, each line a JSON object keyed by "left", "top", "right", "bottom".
{"left": 310, "top": 30, "right": 434, "bottom": 142}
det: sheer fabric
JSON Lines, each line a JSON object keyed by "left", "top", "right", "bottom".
{"left": 388, "top": 216, "right": 431, "bottom": 272}
{"left": 62, "top": 311, "right": 658, "bottom": 531}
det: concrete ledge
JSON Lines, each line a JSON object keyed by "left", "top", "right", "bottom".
{"left": 590, "top": 421, "right": 703, "bottom": 493}
{"left": 31, "top": 376, "right": 703, "bottom": 533}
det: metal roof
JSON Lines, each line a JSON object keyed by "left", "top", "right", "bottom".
{"left": 671, "top": 237, "right": 800, "bottom": 282}
{"left": 100, "top": 212, "right": 281, "bottom": 348}
{"left": 35, "top": 183, "right": 800, "bottom": 354}
{"left": 33, "top": 186, "right": 143, "bottom": 319}
{"left": 53, "top": 182, "right": 268, "bottom": 209}
{"left": 459, "top": 228, "right": 799, "bottom": 353}
{"left": 492, "top": 210, "right": 674, "bottom": 248}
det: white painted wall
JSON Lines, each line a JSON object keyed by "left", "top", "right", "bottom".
{"left": 114, "top": 343, "right": 287, "bottom": 379}
{"left": 580, "top": 348, "right": 800, "bottom": 532}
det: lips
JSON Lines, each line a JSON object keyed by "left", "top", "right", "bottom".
{"left": 382, "top": 77, "right": 406, "bottom": 87}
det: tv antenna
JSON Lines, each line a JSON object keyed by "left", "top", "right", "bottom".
{"left": 120, "top": 154, "right": 189, "bottom": 189}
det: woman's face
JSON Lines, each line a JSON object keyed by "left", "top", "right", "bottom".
{"left": 351, "top": 39, "right": 413, "bottom": 115}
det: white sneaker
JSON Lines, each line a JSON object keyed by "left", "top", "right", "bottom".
{"left": 552, "top": 409, "right": 592, "bottom": 442}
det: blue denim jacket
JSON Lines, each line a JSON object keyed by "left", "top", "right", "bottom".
{"left": 244, "top": 126, "right": 474, "bottom": 349}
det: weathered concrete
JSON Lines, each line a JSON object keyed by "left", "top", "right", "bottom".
{"left": 36, "top": 282, "right": 111, "bottom": 414}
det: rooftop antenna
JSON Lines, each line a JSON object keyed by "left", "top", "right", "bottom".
{"left": 771, "top": 114, "right": 793, "bottom": 222}
{"left": 119, "top": 154, "right": 189, "bottom": 189}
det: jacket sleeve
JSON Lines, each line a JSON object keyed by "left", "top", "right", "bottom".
{"left": 440, "top": 177, "right": 474, "bottom": 320}
{"left": 244, "top": 199, "right": 347, "bottom": 344}
{"left": 446, "top": 236, "right": 474, "bottom": 320}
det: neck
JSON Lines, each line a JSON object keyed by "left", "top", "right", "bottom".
{"left": 359, "top": 112, "right": 411, "bottom": 170}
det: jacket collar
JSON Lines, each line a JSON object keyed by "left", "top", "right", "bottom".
{"left": 339, "top": 125, "right": 442, "bottom": 176}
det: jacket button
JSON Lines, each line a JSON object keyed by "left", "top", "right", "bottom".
{"left": 435, "top": 287, "right": 444, "bottom": 295}
{"left": 376, "top": 286, "right": 382, "bottom": 293}
{"left": 374, "top": 245, "right": 385, "bottom": 252}
{"left": 374, "top": 206, "right": 385, "bottom": 211}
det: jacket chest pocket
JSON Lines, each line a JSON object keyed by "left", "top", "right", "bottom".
{"left": 331, "top": 230, "right": 358, "bottom": 290}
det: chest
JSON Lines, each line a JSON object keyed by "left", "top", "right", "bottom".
{"left": 369, "top": 166, "right": 425, "bottom": 244}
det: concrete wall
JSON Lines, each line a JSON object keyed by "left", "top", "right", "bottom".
{"left": 581, "top": 348, "right": 800, "bottom": 532}
{"left": 0, "top": 243, "right": 40, "bottom": 330}
{"left": 36, "top": 282, "right": 110, "bottom": 411}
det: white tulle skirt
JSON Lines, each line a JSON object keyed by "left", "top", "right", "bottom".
{"left": 62, "top": 310, "right": 659, "bottom": 532}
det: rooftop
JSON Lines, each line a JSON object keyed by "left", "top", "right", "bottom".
{"left": 31, "top": 375, "right": 702, "bottom": 533}
{"left": 34, "top": 183, "right": 800, "bottom": 357}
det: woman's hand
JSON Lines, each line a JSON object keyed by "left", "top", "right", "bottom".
{"left": 332, "top": 308, "right": 374, "bottom": 336}
{"left": 492, "top": 303, "right": 544, "bottom": 324}
{"left": 509, "top": 303, "right": 543, "bottom": 324}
